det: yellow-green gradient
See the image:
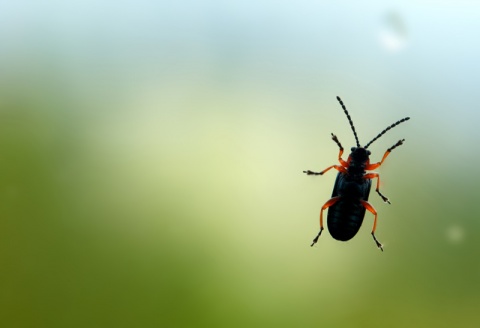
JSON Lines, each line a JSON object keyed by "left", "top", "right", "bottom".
{"left": 0, "top": 1, "right": 479, "bottom": 327}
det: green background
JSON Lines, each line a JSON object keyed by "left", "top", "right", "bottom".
{"left": 0, "top": 1, "right": 478, "bottom": 327}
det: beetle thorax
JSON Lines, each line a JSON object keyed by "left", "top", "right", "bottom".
{"left": 347, "top": 147, "right": 371, "bottom": 177}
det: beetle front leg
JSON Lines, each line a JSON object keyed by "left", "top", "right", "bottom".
{"left": 331, "top": 133, "right": 348, "bottom": 167}
{"left": 304, "top": 134, "right": 348, "bottom": 175}
{"left": 360, "top": 200, "right": 383, "bottom": 251}
{"left": 311, "top": 196, "right": 341, "bottom": 247}
{"left": 364, "top": 173, "right": 390, "bottom": 204}
{"left": 366, "top": 139, "right": 405, "bottom": 170}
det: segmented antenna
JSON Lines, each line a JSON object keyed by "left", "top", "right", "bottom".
{"left": 336, "top": 96, "right": 360, "bottom": 147}
{"left": 364, "top": 117, "right": 410, "bottom": 149}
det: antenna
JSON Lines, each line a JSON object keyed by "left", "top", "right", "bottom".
{"left": 336, "top": 96, "right": 360, "bottom": 147}
{"left": 364, "top": 117, "right": 410, "bottom": 149}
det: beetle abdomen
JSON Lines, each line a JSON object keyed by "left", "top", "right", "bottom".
{"left": 327, "top": 200, "right": 366, "bottom": 241}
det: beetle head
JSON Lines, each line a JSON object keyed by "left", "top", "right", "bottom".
{"left": 350, "top": 147, "right": 371, "bottom": 162}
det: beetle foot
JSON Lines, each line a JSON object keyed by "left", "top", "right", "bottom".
{"left": 376, "top": 189, "right": 391, "bottom": 204}
{"left": 381, "top": 196, "right": 391, "bottom": 205}
{"left": 330, "top": 133, "right": 344, "bottom": 150}
{"left": 303, "top": 170, "right": 322, "bottom": 175}
{"left": 311, "top": 228, "right": 324, "bottom": 247}
{"left": 372, "top": 232, "right": 383, "bottom": 251}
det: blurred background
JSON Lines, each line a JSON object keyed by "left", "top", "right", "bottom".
{"left": 0, "top": 1, "right": 479, "bottom": 327}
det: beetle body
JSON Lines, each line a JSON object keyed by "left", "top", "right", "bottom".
{"left": 328, "top": 172, "right": 371, "bottom": 241}
{"left": 304, "top": 96, "right": 410, "bottom": 251}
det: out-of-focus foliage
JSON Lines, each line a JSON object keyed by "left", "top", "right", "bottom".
{"left": 0, "top": 1, "right": 479, "bottom": 327}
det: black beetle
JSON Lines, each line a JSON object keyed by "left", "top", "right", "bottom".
{"left": 304, "top": 96, "right": 410, "bottom": 251}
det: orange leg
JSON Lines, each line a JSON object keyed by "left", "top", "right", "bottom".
{"left": 360, "top": 200, "right": 383, "bottom": 251}
{"left": 311, "top": 196, "right": 340, "bottom": 246}
{"left": 365, "top": 139, "right": 405, "bottom": 170}
{"left": 364, "top": 173, "right": 390, "bottom": 204}
{"left": 304, "top": 165, "right": 347, "bottom": 176}
{"left": 304, "top": 134, "right": 349, "bottom": 175}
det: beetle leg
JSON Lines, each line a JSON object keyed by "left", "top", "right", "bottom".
{"left": 303, "top": 165, "right": 347, "bottom": 176}
{"left": 360, "top": 200, "right": 383, "bottom": 251}
{"left": 366, "top": 139, "right": 405, "bottom": 170}
{"left": 304, "top": 134, "right": 348, "bottom": 175}
{"left": 311, "top": 196, "right": 341, "bottom": 247}
{"left": 363, "top": 172, "right": 391, "bottom": 204}
{"left": 331, "top": 133, "right": 348, "bottom": 167}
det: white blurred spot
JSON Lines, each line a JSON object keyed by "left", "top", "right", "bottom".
{"left": 446, "top": 225, "right": 465, "bottom": 244}
{"left": 379, "top": 11, "right": 408, "bottom": 52}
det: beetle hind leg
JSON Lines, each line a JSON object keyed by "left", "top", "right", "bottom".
{"left": 360, "top": 200, "right": 384, "bottom": 251}
{"left": 310, "top": 229, "right": 323, "bottom": 247}
{"left": 371, "top": 232, "right": 383, "bottom": 251}
{"left": 311, "top": 196, "right": 340, "bottom": 247}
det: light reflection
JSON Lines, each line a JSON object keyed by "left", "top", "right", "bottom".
{"left": 446, "top": 224, "right": 465, "bottom": 244}
{"left": 379, "top": 11, "right": 408, "bottom": 52}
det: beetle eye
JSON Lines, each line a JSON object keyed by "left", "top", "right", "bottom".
{"left": 367, "top": 150, "right": 371, "bottom": 155}
{"left": 351, "top": 147, "right": 356, "bottom": 152}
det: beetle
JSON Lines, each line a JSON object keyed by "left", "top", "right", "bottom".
{"left": 304, "top": 96, "right": 410, "bottom": 251}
